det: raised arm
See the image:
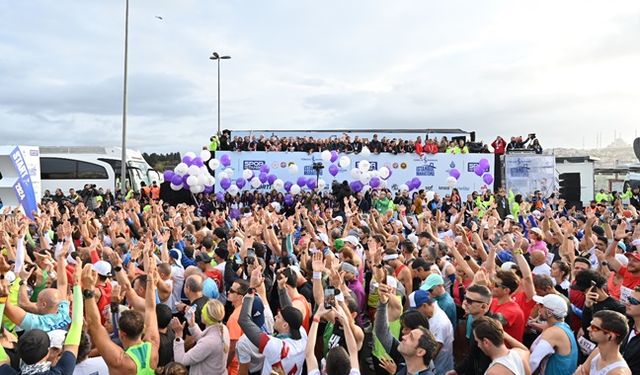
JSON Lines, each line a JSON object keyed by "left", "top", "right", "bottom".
{"left": 143, "top": 249, "right": 160, "bottom": 369}
{"left": 63, "top": 259, "right": 84, "bottom": 357}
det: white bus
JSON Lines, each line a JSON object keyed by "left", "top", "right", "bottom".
{"left": 39, "top": 146, "right": 161, "bottom": 194}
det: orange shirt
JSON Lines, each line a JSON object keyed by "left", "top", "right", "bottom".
{"left": 227, "top": 308, "right": 242, "bottom": 375}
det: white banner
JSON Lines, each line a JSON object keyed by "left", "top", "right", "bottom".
{"left": 504, "top": 155, "right": 556, "bottom": 198}
{"left": 214, "top": 151, "right": 494, "bottom": 197}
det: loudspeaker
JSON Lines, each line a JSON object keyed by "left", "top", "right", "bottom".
{"left": 470, "top": 131, "right": 476, "bottom": 142}
{"left": 559, "top": 173, "right": 580, "bottom": 204}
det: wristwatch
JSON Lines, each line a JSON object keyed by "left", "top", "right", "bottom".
{"left": 82, "top": 289, "right": 95, "bottom": 300}
{"left": 114, "top": 266, "right": 123, "bottom": 273}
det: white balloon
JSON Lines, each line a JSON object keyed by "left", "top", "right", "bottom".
{"left": 426, "top": 191, "right": 435, "bottom": 201}
{"left": 359, "top": 172, "right": 371, "bottom": 184}
{"left": 250, "top": 177, "right": 262, "bottom": 188}
{"left": 200, "top": 150, "right": 211, "bottom": 162}
{"left": 350, "top": 168, "right": 363, "bottom": 179}
{"left": 197, "top": 174, "right": 208, "bottom": 186}
{"left": 184, "top": 152, "right": 197, "bottom": 160}
{"left": 369, "top": 170, "right": 379, "bottom": 178}
{"left": 321, "top": 150, "right": 332, "bottom": 162}
{"left": 228, "top": 185, "right": 239, "bottom": 196}
{"left": 446, "top": 176, "right": 457, "bottom": 188}
{"left": 339, "top": 156, "right": 351, "bottom": 168}
{"left": 208, "top": 159, "right": 220, "bottom": 170}
{"left": 358, "top": 160, "right": 370, "bottom": 173}
{"left": 242, "top": 169, "right": 253, "bottom": 180}
{"left": 379, "top": 180, "right": 388, "bottom": 189}
{"left": 186, "top": 175, "right": 198, "bottom": 186}
{"left": 273, "top": 179, "right": 284, "bottom": 190}
{"left": 399, "top": 184, "right": 409, "bottom": 192}
{"left": 188, "top": 165, "right": 200, "bottom": 176}
{"left": 174, "top": 163, "right": 188, "bottom": 176}
{"left": 288, "top": 163, "right": 299, "bottom": 174}
{"left": 318, "top": 179, "right": 326, "bottom": 189}
{"left": 206, "top": 175, "right": 216, "bottom": 186}
{"left": 217, "top": 172, "right": 228, "bottom": 180}
{"left": 290, "top": 184, "right": 301, "bottom": 195}
{"left": 190, "top": 185, "right": 200, "bottom": 194}
{"left": 223, "top": 168, "right": 234, "bottom": 177}
{"left": 170, "top": 183, "right": 182, "bottom": 191}
{"left": 360, "top": 146, "right": 371, "bottom": 157}
{"left": 379, "top": 166, "right": 390, "bottom": 180}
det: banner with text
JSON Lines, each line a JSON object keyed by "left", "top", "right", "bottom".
{"left": 214, "top": 151, "right": 494, "bottom": 197}
{"left": 9, "top": 146, "right": 40, "bottom": 219}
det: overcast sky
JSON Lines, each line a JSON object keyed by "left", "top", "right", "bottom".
{"left": 2, "top": 1, "right": 640, "bottom": 153}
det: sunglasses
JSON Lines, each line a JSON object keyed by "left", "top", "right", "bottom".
{"left": 588, "top": 324, "right": 618, "bottom": 336}
{"left": 464, "top": 297, "right": 487, "bottom": 305}
{"left": 628, "top": 296, "right": 640, "bottom": 306}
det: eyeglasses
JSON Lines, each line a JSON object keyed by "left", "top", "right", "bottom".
{"left": 627, "top": 296, "right": 640, "bottom": 306}
{"left": 227, "top": 289, "right": 239, "bottom": 295}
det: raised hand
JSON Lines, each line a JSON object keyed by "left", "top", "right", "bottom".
{"left": 81, "top": 264, "right": 98, "bottom": 291}
{"left": 311, "top": 252, "right": 324, "bottom": 273}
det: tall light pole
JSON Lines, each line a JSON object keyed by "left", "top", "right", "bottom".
{"left": 209, "top": 52, "right": 231, "bottom": 136}
{"left": 120, "top": 0, "right": 130, "bottom": 198}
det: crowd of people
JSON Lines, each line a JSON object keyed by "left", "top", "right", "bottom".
{"left": 3, "top": 177, "right": 640, "bottom": 375}
{"left": 206, "top": 131, "right": 544, "bottom": 155}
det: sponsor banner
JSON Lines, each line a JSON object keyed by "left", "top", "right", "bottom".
{"left": 215, "top": 151, "right": 493, "bottom": 196}
{"left": 9, "top": 146, "right": 40, "bottom": 219}
{"left": 504, "top": 155, "right": 556, "bottom": 198}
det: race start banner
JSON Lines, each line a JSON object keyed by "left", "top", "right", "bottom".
{"left": 214, "top": 151, "right": 494, "bottom": 197}
{"left": 504, "top": 154, "right": 556, "bottom": 198}
{"left": 9, "top": 146, "right": 40, "bottom": 219}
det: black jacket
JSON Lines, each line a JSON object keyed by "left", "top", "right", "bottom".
{"left": 621, "top": 322, "right": 640, "bottom": 374}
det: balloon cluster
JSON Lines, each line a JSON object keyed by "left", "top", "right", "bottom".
{"left": 164, "top": 150, "right": 219, "bottom": 194}
{"left": 322, "top": 151, "right": 393, "bottom": 193}
{"left": 473, "top": 158, "right": 494, "bottom": 185}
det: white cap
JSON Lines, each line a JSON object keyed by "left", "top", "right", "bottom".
{"left": 532, "top": 294, "right": 567, "bottom": 318}
{"left": 316, "top": 233, "right": 330, "bottom": 247}
{"left": 93, "top": 260, "right": 113, "bottom": 277}
{"left": 333, "top": 216, "right": 344, "bottom": 222}
{"left": 342, "top": 235, "right": 360, "bottom": 246}
{"left": 407, "top": 233, "right": 419, "bottom": 246}
{"left": 500, "top": 262, "right": 518, "bottom": 272}
{"left": 48, "top": 330, "right": 67, "bottom": 349}
{"left": 615, "top": 253, "right": 629, "bottom": 267}
{"left": 530, "top": 227, "right": 543, "bottom": 236}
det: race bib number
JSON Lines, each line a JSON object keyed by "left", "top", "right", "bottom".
{"left": 620, "top": 286, "right": 633, "bottom": 304}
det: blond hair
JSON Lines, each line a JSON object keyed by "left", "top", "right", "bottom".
{"left": 203, "top": 299, "right": 229, "bottom": 353}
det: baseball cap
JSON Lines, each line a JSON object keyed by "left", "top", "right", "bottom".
{"left": 408, "top": 290, "right": 434, "bottom": 308}
{"left": 533, "top": 294, "right": 568, "bottom": 318}
{"left": 316, "top": 233, "right": 330, "bottom": 247}
{"left": 500, "top": 261, "right": 518, "bottom": 272}
{"left": 341, "top": 262, "right": 359, "bottom": 277}
{"left": 92, "top": 261, "right": 113, "bottom": 277}
{"left": 530, "top": 227, "right": 543, "bottom": 237}
{"left": 420, "top": 273, "right": 444, "bottom": 292}
{"left": 195, "top": 253, "right": 213, "bottom": 263}
{"left": 18, "top": 329, "right": 50, "bottom": 364}
{"left": 497, "top": 250, "right": 514, "bottom": 264}
{"left": 47, "top": 330, "right": 66, "bottom": 349}
{"left": 407, "top": 233, "right": 419, "bottom": 246}
{"left": 251, "top": 296, "right": 266, "bottom": 330}
{"left": 333, "top": 216, "right": 344, "bottom": 223}
{"left": 280, "top": 306, "right": 303, "bottom": 340}
{"left": 214, "top": 247, "right": 229, "bottom": 260}
{"left": 342, "top": 235, "right": 360, "bottom": 246}
{"left": 625, "top": 251, "right": 640, "bottom": 262}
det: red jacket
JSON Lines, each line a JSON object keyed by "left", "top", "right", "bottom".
{"left": 492, "top": 138, "right": 506, "bottom": 155}
{"left": 415, "top": 142, "right": 424, "bottom": 155}
{"left": 425, "top": 143, "right": 439, "bottom": 154}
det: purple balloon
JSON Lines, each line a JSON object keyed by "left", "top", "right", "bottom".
{"left": 306, "top": 179, "right": 317, "bottom": 189}
{"left": 182, "top": 155, "right": 193, "bottom": 165}
{"left": 235, "top": 178, "right": 246, "bottom": 189}
{"left": 284, "top": 181, "right": 293, "bottom": 192}
{"left": 479, "top": 158, "right": 489, "bottom": 167}
{"left": 350, "top": 181, "right": 364, "bottom": 193}
{"left": 163, "top": 170, "right": 175, "bottom": 181}
{"left": 267, "top": 174, "right": 277, "bottom": 185}
{"left": 220, "top": 154, "right": 231, "bottom": 167}
{"left": 330, "top": 151, "right": 339, "bottom": 163}
{"left": 171, "top": 175, "right": 183, "bottom": 186}
{"left": 260, "top": 164, "right": 270, "bottom": 174}
{"left": 296, "top": 176, "right": 307, "bottom": 187}
{"left": 259, "top": 173, "right": 268, "bottom": 183}
{"left": 284, "top": 194, "right": 294, "bottom": 206}
{"left": 483, "top": 174, "right": 494, "bottom": 185}
{"left": 229, "top": 208, "right": 241, "bottom": 220}
{"left": 329, "top": 164, "right": 339, "bottom": 177}
{"left": 474, "top": 165, "right": 484, "bottom": 177}
{"left": 370, "top": 177, "right": 381, "bottom": 188}
{"left": 220, "top": 178, "right": 231, "bottom": 190}
{"left": 192, "top": 157, "right": 204, "bottom": 167}
{"left": 204, "top": 185, "right": 214, "bottom": 193}
{"left": 406, "top": 180, "right": 414, "bottom": 190}
{"left": 411, "top": 177, "right": 421, "bottom": 189}
{"left": 449, "top": 168, "right": 461, "bottom": 180}
{"left": 215, "top": 192, "right": 225, "bottom": 202}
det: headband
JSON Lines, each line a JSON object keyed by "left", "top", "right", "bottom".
{"left": 382, "top": 254, "right": 399, "bottom": 261}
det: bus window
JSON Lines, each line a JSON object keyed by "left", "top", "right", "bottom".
{"left": 77, "top": 161, "right": 108, "bottom": 179}
{"left": 128, "top": 168, "right": 144, "bottom": 192}
{"left": 41, "top": 158, "right": 76, "bottom": 179}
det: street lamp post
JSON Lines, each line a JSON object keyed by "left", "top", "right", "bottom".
{"left": 209, "top": 52, "right": 231, "bottom": 136}
{"left": 120, "top": 0, "right": 130, "bottom": 199}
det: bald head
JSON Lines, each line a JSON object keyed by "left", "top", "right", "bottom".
{"left": 37, "top": 288, "right": 61, "bottom": 313}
